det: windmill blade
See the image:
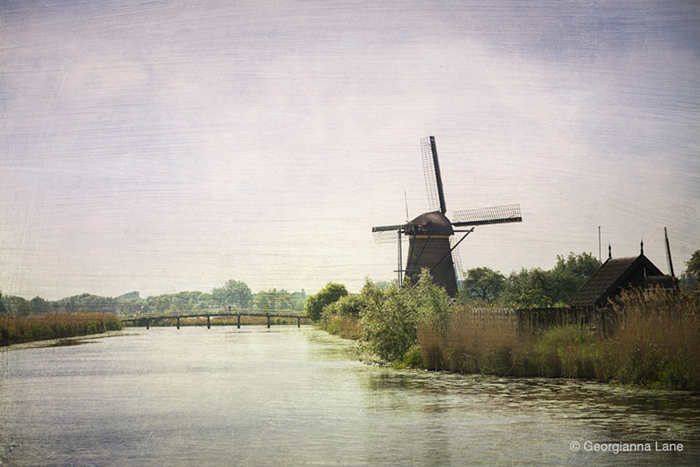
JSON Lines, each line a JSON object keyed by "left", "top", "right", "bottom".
{"left": 451, "top": 204, "right": 522, "bottom": 227}
{"left": 450, "top": 237, "right": 464, "bottom": 284}
{"left": 372, "top": 224, "right": 404, "bottom": 244}
{"left": 421, "top": 136, "right": 447, "bottom": 214}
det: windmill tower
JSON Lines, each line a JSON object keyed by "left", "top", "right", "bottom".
{"left": 372, "top": 136, "right": 522, "bottom": 296}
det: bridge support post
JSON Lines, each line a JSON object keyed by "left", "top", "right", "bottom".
{"left": 267, "top": 314, "right": 270, "bottom": 328}
{"left": 146, "top": 318, "right": 150, "bottom": 330}
{"left": 297, "top": 316, "right": 301, "bottom": 328}
{"left": 237, "top": 314, "right": 241, "bottom": 329}
{"left": 207, "top": 315, "right": 211, "bottom": 329}
{"left": 177, "top": 317, "right": 180, "bottom": 329}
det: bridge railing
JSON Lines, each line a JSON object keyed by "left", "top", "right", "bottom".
{"left": 120, "top": 311, "right": 309, "bottom": 330}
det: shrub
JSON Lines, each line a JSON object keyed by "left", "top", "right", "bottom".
{"left": 305, "top": 283, "right": 348, "bottom": 321}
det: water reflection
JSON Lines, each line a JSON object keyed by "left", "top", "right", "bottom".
{"left": 1, "top": 327, "right": 698, "bottom": 466}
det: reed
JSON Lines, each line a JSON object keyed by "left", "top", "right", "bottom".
{"left": 0, "top": 312, "right": 123, "bottom": 346}
{"left": 599, "top": 287, "right": 700, "bottom": 389}
{"left": 416, "top": 288, "right": 700, "bottom": 389}
{"left": 321, "top": 315, "right": 360, "bottom": 340}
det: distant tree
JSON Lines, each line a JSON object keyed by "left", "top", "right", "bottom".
{"left": 500, "top": 252, "right": 601, "bottom": 307}
{"left": 460, "top": 267, "right": 506, "bottom": 303}
{"left": 0, "top": 293, "right": 8, "bottom": 315}
{"left": 551, "top": 252, "right": 601, "bottom": 300}
{"left": 4, "top": 296, "right": 32, "bottom": 317}
{"left": 212, "top": 280, "right": 252, "bottom": 309}
{"left": 254, "top": 289, "right": 292, "bottom": 312}
{"left": 30, "top": 296, "right": 51, "bottom": 314}
{"left": 374, "top": 281, "right": 392, "bottom": 290}
{"left": 289, "top": 290, "right": 307, "bottom": 311}
{"left": 305, "top": 282, "right": 348, "bottom": 321}
{"left": 553, "top": 252, "right": 601, "bottom": 282}
{"left": 501, "top": 268, "right": 555, "bottom": 306}
{"left": 685, "top": 250, "right": 700, "bottom": 284}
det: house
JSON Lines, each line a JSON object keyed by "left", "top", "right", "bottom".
{"left": 569, "top": 245, "right": 674, "bottom": 309}
{"left": 568, "top": 243, "right": 675, "bottom": 330}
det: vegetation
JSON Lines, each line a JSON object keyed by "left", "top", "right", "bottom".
{"left": 0, "top": 280, "right": 307, "bottom": 318}
{"left": 418, "top": 286, "right": 699, "bottom": 390}
{"left": 318, "top": 249, "right": 700, "bottom": 390}
{"left": 460, "top": 252, "right": 601, "bottom": 307}
{"left": 305, "top": 282, "right": 348, "bottom": 322}
{"left": 0, "top": 312, "right": 123, "bottom": 346}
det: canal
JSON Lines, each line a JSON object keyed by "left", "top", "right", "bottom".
{"left": 1, "top": 327, "right": 699, "bottom": 466}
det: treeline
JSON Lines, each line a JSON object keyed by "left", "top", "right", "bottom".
{"left": 459, "top": 252, "right": 601, "bottom": 307}
{"left": 0, "top": 279, "right": 306, "bottom": 317}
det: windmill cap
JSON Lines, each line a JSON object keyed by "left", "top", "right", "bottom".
{"left": 405, "top": 211, "right": 454, "bottom": 236}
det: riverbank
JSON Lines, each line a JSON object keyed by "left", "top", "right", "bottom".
{"left": 319, "top": 279, "right": 700, "bottom": 391}
{"left": 0, "top": 312, "right": 123, "bottom": 346}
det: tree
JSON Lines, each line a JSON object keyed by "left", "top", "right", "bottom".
{"left": 553, "top": 252, "right": 601, "bottom": 282}
{"left": 461, "top": 267, "right": 506, "bottom": 303}
{"left": 212, "top": 280, "right": 252, "bottom": 309}
{"left": 685, "top": 250, "right": 700, "bottom": 284}
{"left": 254, "top": 289, "right": 292, "bottom": 312}
{"left": 500, "top": 252, "right": 602, "bottom": 307}
{"left": 305, "top": 282, "right": 348, "bottom": 321}
{"left": 30, "top": 296, "right": 51, "bottom": 314}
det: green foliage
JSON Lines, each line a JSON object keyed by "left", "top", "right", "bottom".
{"left": 211, "top": 279, "right": 252, "bottom": 308}
{"left": 401, "top": 345, "right": 426, "bottom": 369}
{"left": 29, "top": 296, "right": 51, "bottom": 314}
{"left": 322, "top": 293, "right": 365, "bottom": 319}
{"left": 358, "top": 270, "right": 452, "bottom": 363}
{"left": 254, "top": 289, "right": 293, "bottom": 312}
{"left": 500, "top": 252, "right": 601, "bottom": 306}
{"left": 518, "top": 289, "right": 553, "bottom": 309}
{"left": 1, "top": 295, "right": 32, "bottom": 316}
{"left": 501, "top": 267, "right": 556, "bottom": 305}
{"left": 358, "top": 280, "right": 419, "bottom": 363}
{"left": 684, "top": 250, "right": 700, "bottom": 284}
{"left": 460, "top": 267, "right": 505, "bottom": 303}
{"left": 305, "top": 282, "right": 348, "bottom": 321}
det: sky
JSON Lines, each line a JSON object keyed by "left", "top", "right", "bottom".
{"left": 1, "top": 0, "right": 699, "bottom": 300}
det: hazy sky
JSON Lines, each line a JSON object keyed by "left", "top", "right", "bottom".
{"left": 1, "top": 0, "right": 699, "bottom": 300}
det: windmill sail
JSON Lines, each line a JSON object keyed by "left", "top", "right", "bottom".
{"left": 371, "top": 136, "right": 522, "bottom": 297}
{"left": 451, "top": 204, "right": 522, "bottom": 227}
{"left": 421, "top": 136, "right": 447, "bottom": 214}
{"left": 450, "top": 237, "right": 464, "bottom": 284}
{"left": 371, "top": 224, "right": 405, "bottom": 243}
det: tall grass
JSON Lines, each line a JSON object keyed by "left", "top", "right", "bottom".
{"left": 598, "top": 287, "right": 700, "bottom": 389}
{"left": 0, "top": 312, "right": 123, "bottom": 346}
{"left": 417, "top": 288, "right": 700, "bottom": 390}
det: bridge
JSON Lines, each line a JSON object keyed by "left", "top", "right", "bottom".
{"left": 121, "top": 312, "right": 309, "bottom": 329}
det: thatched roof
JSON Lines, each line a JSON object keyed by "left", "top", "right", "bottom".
{"left": 568, "top": 254, "right": 665, "bottom": 308}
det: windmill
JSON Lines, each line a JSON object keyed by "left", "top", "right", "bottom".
{"left": 372, "top": 136, "right": 522, "bottom": 296}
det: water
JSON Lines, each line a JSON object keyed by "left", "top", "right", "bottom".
{"left": 1, "top": 327, "right": 699, "bottom": 466}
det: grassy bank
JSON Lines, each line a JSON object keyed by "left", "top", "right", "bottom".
{"left": 318, "top": 276, "right": 700, "bottom": 390}
{"left": 1, "top": 312, "right": 123, "bottom": 346}
{"left": 418, "top": 288, "right": 699, "bottom": 390}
